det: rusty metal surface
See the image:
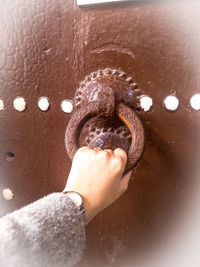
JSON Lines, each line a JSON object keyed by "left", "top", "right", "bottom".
{"left": 116, "top": 102, "right": 145, "bottom": 172}
{"left": 73, "top": 68, "right": 140, "bottom": 110}
{"left": 65, "top": 100, "right": 145, "bottom": 173}
{"left": 0, "top": 0, "right": 200, "bottom": 266}
{"left": 89, "top": 132, "right": 130, "bottom": 154}
{"left": 65, "top": 71, "right": 145, "bottom": 173}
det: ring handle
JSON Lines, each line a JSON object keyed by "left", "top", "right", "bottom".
{"left": 65, "top": 102, "right": 145, "bottom": 174}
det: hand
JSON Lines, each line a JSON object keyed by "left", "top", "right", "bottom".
{"left": 64, "top": 147, "right": 132, "bottom": 224}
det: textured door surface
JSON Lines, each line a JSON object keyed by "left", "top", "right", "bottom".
{"left": 0, "top": 1, "right": 200, "bottom": 266}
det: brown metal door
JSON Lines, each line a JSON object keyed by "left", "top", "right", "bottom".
{"left": 0, "top": 1, "right": 200, "bottom": 266}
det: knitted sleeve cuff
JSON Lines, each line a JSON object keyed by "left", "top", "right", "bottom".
{"left": 0, "top": 192, "right": 86, "bottom": 267}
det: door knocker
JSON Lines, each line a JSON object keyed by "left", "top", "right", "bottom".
{"left": 65, "top": 68, "right": 145, "bottom": 174}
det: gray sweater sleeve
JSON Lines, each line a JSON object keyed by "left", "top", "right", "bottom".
{"left": 0, "top": 192, "right": 86, "bottom": 267}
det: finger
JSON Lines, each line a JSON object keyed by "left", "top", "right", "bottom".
{"left": 102, "top": 149, "right": 114, "bottom": 156}
{"left": 114, "top": 148, "right": 127, "bottom": 163}
{"left": 94, "top": 147, "right": 102, "bottom": 151}
{"left": 75, "top": 146, "right": 96, "bottom": 160}
{"left": 119, "top": 170, "right": 132, "bottom": 195}
{"left": 78, "top": 146, "right": 94, "bottom": 153}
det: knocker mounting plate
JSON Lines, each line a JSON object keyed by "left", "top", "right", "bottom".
{"left": 65, "top": 68, "right": 145, "bottom": 173}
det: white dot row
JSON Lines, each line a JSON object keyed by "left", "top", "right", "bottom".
{"left": 2, "top": 188, "right": 13, "bottom": 200}
{"left": 0, "top": 97, "right": 74, "bottom": 113}
{"left": 139, "top": 94, "right": 200, "bottom": 112}
{"left": 0, "top": 94, "right": 200, "bottom": 113}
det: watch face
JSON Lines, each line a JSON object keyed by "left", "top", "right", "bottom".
{"left": 66, "top": 192, "right": 82, "bottom": 207}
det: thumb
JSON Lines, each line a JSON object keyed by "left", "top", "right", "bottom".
{"left": 119, "top": 170, "right": 132, "bottom": 195}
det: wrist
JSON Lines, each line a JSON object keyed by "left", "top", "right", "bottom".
{"left": 63, "top": 190, "right": 98, "bottom": 225}
{"left": 80, "top": 195, "right": 98, "bottom": 224}
{"left": 62, "top": 191, "right": 86, "bottom": 223}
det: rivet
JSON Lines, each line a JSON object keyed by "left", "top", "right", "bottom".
{"left": 164, "top": 96, "right": 179, "bottom": 111}
{"left": 2, "top": 188, "right": 13, "bottom": 200}
{"left": 0, "top": 99, "right": 4, "bottom": 111}
{"left": 61, "top": 100, "right": 73, "bottom": 113}
{"left": 190, "top": 93, "right": 200, "bottom": 110}
{"left": 38, "top": 97, "right": 50, "bottom": 111}
{"left": 139, "top": 96, "right": 153, "bottom": 111}
{"left": 5, "top": 152, "right": 15, "bottom": 161}
{"left": 13, "top": 97, "right": 26, "bottom": 112}
{"left": 44, "top": 48, "right": 52, "bottom": 55}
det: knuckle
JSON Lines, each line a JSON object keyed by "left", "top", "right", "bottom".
{"left": 115, "top": 147, "right": 124, "bottom": 153}
{"left": 105, "top": 149, "right": 113, "bottom": 154}
{"left": 77, "top": 146, "right": 88, "bottom": 153}
{"left": 99, "top": 150, "right": 110, "bottom": 159}
{"left": 76, "top": 146, "right": 93, "bottom": 157}
{"left": 113, "top": 157, "right": 124, "bottom": 169}
{"left": 115, "top": 148, "right": 127, "bottom": 161}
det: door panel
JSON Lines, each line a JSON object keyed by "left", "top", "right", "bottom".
{"left": 0, "top": 1, "right": 200, "bottom": 266}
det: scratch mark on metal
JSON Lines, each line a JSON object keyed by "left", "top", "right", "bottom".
{"left": 91, "top": 44, "right": 135, "bottom": 60}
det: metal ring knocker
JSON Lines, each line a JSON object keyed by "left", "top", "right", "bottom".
{"left": 65, "top": 101, "right": 145, "bottom": 174}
